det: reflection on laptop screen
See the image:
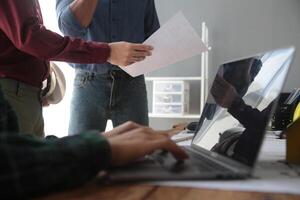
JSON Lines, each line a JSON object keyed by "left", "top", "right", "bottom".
{"left": 192, "top": 47, "right": 295, "bottom": 166}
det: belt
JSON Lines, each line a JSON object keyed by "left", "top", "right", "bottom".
{"left": 0, "top": 78, "right": 50, "bottom": 101}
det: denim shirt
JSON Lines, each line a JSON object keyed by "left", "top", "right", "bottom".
{"left": 56, "top": 0, "right": 160, "bottom": 74}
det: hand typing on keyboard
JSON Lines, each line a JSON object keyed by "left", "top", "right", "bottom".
{"left": 150, "top": 150, "right": 187, "bottom": 173}
{"left": 103, "top": 121, "right": 188, "bottom": 166}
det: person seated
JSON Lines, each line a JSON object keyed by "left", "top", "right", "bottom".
{"left": 0, "top": 85, "right": 187, "bottom": 199}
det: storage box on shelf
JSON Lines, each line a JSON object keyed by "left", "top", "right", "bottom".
{"left": 152, "top": 81, "right": 189, "bottom": 116}
{"left": 146, "top": 77, "right": 204, "bottom": 119}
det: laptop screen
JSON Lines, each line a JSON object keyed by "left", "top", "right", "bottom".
{"left": 192, "top": 47, "right": 295, "bottom": 166}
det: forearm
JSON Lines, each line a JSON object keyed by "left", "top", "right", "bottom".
{"left": 144, "top": 0, "right": 160, "bottom": 39}
{"left": 0, "top": 131, "right": 111, "bottom": 199}
{"left": 228, "top": 97, "right": 266, "bottom": 129}
{"left": 70, "top": 0, "right": 99, "bottom": 28}
{"left": 0, "top": 0, "right": 109, "bottom": 64}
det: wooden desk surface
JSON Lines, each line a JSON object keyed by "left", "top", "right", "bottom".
{"left": 39, "top": 181, "right": 300, "bottom": 200}
{"left": 39, "top": 136, "right": 300, "bottom": 200}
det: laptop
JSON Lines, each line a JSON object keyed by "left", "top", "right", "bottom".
{"left": 107, "top": 47, "right": 295, "bottom": 181}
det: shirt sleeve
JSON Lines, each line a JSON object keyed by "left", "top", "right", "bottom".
{"left": 144, "top": 0, "right": 160, "bottom": 40}
{"left": 228, "top": 97, "right": 267, "bottom": 130}
{"left": 56, "top": 0, "right": 88, "bottom": 37}
{"left": 0, "top": 131, "right": 111, "bottom": 199}
{"left": 0, "top": 0, "right": 110, "bottom": 64}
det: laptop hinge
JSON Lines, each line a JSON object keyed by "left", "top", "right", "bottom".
{"left": 188, "top": 144, "right": 251, "bottom": 175}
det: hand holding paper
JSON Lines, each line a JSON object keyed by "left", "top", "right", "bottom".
{"left": 107, "top": 42, "right": 153, "bottom": 66}
{"left": 122, "top": 12, "right": 209, "bottom": 77}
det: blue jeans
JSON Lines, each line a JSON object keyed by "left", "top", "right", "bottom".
{"left": 69, "top": 70, "right": 149, "bottom": 135}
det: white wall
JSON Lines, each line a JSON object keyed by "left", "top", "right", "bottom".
{"left": 39, "top": 0, "right": 74, "bottom": 137}
{"left": 154, "top": 0, "right": 300, "bottom": 89}
{"left": 151, "top": 0, "right": 300, "bottom": 129}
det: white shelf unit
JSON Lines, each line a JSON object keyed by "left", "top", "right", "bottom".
{"left": 152, "top": 80, "right": 190, "bottom": 116}
{"left": 146, "top": 77, "right": 205, "bottom": 119}
{"left": 146, "top": 22, "right": 210, "bottom": 119}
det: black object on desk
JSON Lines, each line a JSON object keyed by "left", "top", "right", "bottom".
{"left": 186, "top": 121, "right": 198, "bottom": 132}
{"left": 271, "top": 91, "right": 300, "bottom": 131}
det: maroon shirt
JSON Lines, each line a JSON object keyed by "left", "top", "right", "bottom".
{"left": 0, "top": 0, "right": 110, "bottom": 87}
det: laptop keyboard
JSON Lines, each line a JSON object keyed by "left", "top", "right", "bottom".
{"left": 148, "top": 147, "right": 230, "bottom": 173}
{"left": 185, "top": 147, "right": 230, "bottom": 172}
{"left": 148, "top": 150, "right": 187, "bottom": 172}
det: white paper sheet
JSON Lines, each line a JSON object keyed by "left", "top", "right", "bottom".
{"left": 122, "top": 12, "right": 208, "bottom": 77}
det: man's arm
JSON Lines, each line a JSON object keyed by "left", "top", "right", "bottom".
{"left": 0, "top": 84, "right": 186, "bottom": 198}
{"left": 228, "top": 97, "right": 274, "bottom": 130}
{"left": 0, "top": 123, "right": 187, "bottom": 199}
{"left": 0, "top": 85, "right": 186, "bottom": 198}
{"left": 0, "top": 131, "right": 111, "bottom": 199}
{"left": 0, "top": 0, "right": 152, "bottom": 66}
{"left": 70, "top": 0, "right": 99, "bottom": 28}
{"left": 144, "top": 0, "right": 160, "bottom": 39}
{"left": 0, "top": 0, "right": 109, "bottom": 64}
{"left": 56, "top": 0, "right": 88, "bottom": 37}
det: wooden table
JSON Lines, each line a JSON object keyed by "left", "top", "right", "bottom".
{"left": 39, "top": 181, "right": 300, "bottom": 200}
{"left": 40, "top": 136, "right": 300, "bottom": 200}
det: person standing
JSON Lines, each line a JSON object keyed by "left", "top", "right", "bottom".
{"left": 0, "top": 0, "right": 152, "bottom": 137}
{"left": 56, "top": 0, "right": 160, "bottom": 135}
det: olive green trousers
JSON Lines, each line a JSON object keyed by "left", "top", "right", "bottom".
{"left": 0, "top": 78, "right": 44, "bottom": 137}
